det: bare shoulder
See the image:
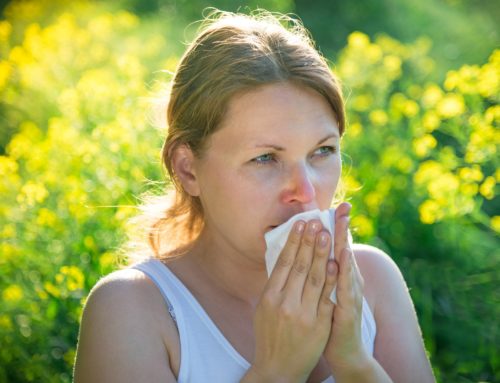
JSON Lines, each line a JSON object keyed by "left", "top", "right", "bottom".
{"left": 351, "top": 243, "right": 406, "bottom": 312}
{"left": 352, "top": 244, "right": 435, "bottom": 383}
{"left": 73, "top": 268, "right": 179, "bottom": 383}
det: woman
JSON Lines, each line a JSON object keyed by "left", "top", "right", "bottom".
{"left": 73, "top": 10, "right": 435, "bottom": 383}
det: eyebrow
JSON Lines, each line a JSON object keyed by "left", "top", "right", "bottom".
{"left": 253, "top": 133, "right": 339, "bottom": 151}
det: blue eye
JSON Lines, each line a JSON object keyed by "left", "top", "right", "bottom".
{"left": 252, "top": 153, "right": 276, "bottom": 165}
{"left": 314, "top": 146, "right": 337, "bottom": 157}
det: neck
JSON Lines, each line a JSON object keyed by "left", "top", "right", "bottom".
{"left": 189, "top": 228, "right": 268, "bottom": 307}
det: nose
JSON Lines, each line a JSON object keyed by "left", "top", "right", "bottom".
{"left": 280, "top": 162, "right": 316, "bottom": 207}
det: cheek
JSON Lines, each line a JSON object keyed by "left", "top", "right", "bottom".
{"left": 314, "top": 160, "right": 342, "bottom": 200}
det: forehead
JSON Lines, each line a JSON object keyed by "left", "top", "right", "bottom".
{"left": 209, "top": 82, "right": 339, "bottom": 149}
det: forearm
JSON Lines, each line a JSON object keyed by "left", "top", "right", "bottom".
{"left": 333, "top": 356, "right": 393, "bottom": 383}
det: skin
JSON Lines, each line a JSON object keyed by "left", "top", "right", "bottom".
{"left": 73, "top": 82, "right": 435, "bottom": 382}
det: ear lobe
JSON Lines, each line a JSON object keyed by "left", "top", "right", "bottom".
{"left": 171, "top": 144, "right": 200, "bottom": 196}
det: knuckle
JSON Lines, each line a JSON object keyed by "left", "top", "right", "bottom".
{"left": 302, "top": 235, "right": 316, "bottom": 247}
{"left": 321, "top": 294, "right": 334, "bottom": 306}
{"left": 260, "top": 291, "right": 278, "bottom": 308}
{"left": 308, "top": 272, "right": 324, "bottom": 288}
{"left": 288, "top": 232, "right": 302, "bottom": 246}
{"left": 298, "top": 314, "right": 314, "bottom": 328}
{"left": 278, "top": 303, "right": 295, "bottom": 319}
{"left": 275, "top": 254, "right": 293, "bottom": 269}
{"left": 292, "top": 259, "right": 309, "bottom": 274}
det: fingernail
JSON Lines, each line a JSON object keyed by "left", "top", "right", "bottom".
{"left": 295, "top": 221, "right": 305, "bottom": 233}
{"left": 318, "top": 232, "right": 328, "bottom": 247}
{"left": 327, "top": 260, "right": 336, "bottom": 275}
{"left": 309, "top": 221, "right": 320, "bottom": 234}
{"left": 345, "top": 202, "right": 352, "bottom": 214}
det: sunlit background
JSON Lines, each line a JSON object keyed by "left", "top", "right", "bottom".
{"left": 0, "top": 0, "right": 498, "bottom": 382}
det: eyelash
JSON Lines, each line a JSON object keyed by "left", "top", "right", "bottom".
{"left": 251, "top": 146, "right": 337, "bottom": 165}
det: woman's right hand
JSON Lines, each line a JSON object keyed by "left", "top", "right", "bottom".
{"left": 244, "top": 219, "right": 338, "bottom": 383}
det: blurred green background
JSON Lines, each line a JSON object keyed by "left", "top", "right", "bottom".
{"left": 0, "top": 0, "right": 498, "bottom": 382}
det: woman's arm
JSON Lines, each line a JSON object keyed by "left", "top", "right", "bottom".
{"left": 73, "top": 270, "right": 178, "bottom": 383}
{"left": 354, "top": 244, "right": 436, "bottom": 383}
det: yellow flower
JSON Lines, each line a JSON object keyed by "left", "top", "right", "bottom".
{"left": 0, "top": 60, "right": 12, "bottom": 89}
{"left": 444, "top": 70, "right": 459, "bottom": 91}
{"left": 478, "top": 60, "right": 499, "bottom": 98}
{"left": 459, "top": 183, "right": 478, "bottom": 197}
{"left": 390, "top": 93, "right": 412, "bottom": 115}
{"left": 366, "top": 44, "right": 382, "bottom": 63}
{"left": 342, "top": 174, "right": 363, "bottom": 193}
{"left": 395, "top": 156, "right": 413, "bottom": 174}
{"left": 383, "top": 55, "right": 402, "bottom": 75}
{"left": 36, "top": 208, "right": 58, "bottom": 227}
{"left": 44, "top": 282, "right": 60, "bottom": 298}
{"left": 364, "top": 192, "right": 382, "bottom": 214}
{"left": 422, "top": 111, "right": 440, "bottom": 132}
{"left": 413, "top": 134, "right": 437, "bottom": 157}
{"left": 100, "top": 251, "right": 117, "bottom": 269}
{"left": 419, "top": 199, "right": 443, "bottom": 224}
{"left": 348, "top": 32, "right": 370, "bottom": 48}
{"left": 414, "top": 161, "right": 444, "bottom": 185}
{"left": 427, "top": 173, "right": 460, "bottom": 202}
{"left": 351, "top": 94, "right": 372, "bottom": 112}
{"left": 3, "top": 284, "right": 23, "bottom": 303}
{"left": 479, "top": 176, "right": 496, "bottom": 199}
{"left": 17, "top": 181, "right": 49, "bottom": 207}
{"left": 348, "top": 122, "right": 362, "bottom": 137}
{"left": 422, "top": 84, "right": 443, "bottom": 108}
{"left": 116, "top": 10, "right": 139, "bottom": 29}
{"left": 403, "top": 100, "right": 419, "bottom": 117}
{"left": 485, "top": 105, "right": 500, "bottom": 124}
{"left": 0, "top": 20, "right": 11, "bottom": 41}
{"left": 369, "top": 110, "right": 388, "bottom": 126}
{"left": 491, "top": 216, "right": 500, "bottom": 233}
{"left": 458, "top": 166, "right": 484, "bottom": 182}
{"left": 83, "top": 235, "right": 96, "bottom": 251}
{"left": 351, "top": 214, "right": 374, "bottom": 237}
{"left": 0, "top": 155, "right": 18, "bottom": 176}
{"left": 0, "top": 315, "right": 13, "bottom": 330}
{"left": 88, "top": 13, "right": 113, "bottom": 37}
{"left": 60, "top": 266, "right": 85, "bottom": 291}
{"left": 1, "top": 224, "right": 16, "bottom": 239}
{"left": 437, "top": 94, "right": 465, "bottom": 118}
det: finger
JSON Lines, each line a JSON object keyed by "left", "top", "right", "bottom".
{"left": 334, "top": 204, "right": 351, "bottom": 261}
{"left": 350, "top": 248, "right": 365, "bottom": 297}
{"left": 336, "top": 248, "right": 363, "bottom": 311}
{"left": 302, "top": 230, "right": 331, "bottom": 310}
{"left": 335, "top": 201, "right": 351, "bottom": 218}
{"left": 335, "top": 247, "right": 353, "bottom": 307}
{"left": 283, "top": 219, "right": 322, "bottom": 302}
{"left": 318, "top": 259, "right": 338, "bottom": 318}
{"left": 266, "top": 220, "right": 305, "bottom": 292}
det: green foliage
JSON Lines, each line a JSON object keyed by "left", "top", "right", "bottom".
{"left": 0, "top": 1, "right": 498, "bottom": 382}
{"left": 337, "top": 31, "right": 499, "bottom": 382}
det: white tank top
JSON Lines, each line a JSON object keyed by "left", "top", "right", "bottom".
{"left": 132, "top": 258, "right": 376, "bottom": 383}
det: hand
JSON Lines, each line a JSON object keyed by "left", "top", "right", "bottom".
{"left": 248, "top": 219, "right": 338, "bottom": 382}
{"left": 324, "top": 202, "right": 370, "bottom": 376}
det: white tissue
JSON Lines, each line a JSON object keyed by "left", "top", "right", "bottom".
{"left": 264, "top": 208, "right": 339, "bottom": 303}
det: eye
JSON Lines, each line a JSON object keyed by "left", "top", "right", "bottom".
{"left": 313, "top": 145, "right": 337, "bottom": 157}
{"left": 251, "top": 153, "right": 276, "bottom": 165}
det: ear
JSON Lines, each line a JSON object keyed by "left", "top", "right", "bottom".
{"left": 171, "top": 144, "right": 200, "bottom": 197}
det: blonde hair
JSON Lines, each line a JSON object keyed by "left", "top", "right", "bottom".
{"left": 126, "top": 10, "right": 346, "bottom": 263}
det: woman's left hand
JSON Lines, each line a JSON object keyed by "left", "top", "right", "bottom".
{"left": 323, "top": 202, "right": 370, "bottom": 376}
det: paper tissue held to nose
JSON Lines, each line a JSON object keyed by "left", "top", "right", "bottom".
{"left": 264, "top": 208, "right": 352, "bottom": 304}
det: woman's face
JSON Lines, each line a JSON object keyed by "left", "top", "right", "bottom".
{"left": 193, "top": 82, "right": 341, "bottom": 261}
